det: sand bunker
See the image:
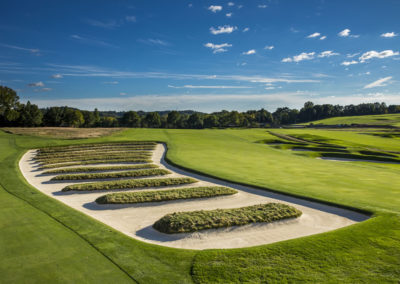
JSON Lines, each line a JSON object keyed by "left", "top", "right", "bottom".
{"left": 19, "top": 143, "right": 368, "bottom": 250}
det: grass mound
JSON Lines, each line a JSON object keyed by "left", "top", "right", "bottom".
{"left": 96, "top": 186, "right": 237, "bottom": 204}
{"left": 51, "top": 169, "right": 170, "bottom": 181}
{"left": 153, "top": 203, "right": 302, "bottom": 234}
{"left": 62, "top": 177, "right": 197, "bottom": 192}
{"left": 43, "top": 164, "right": 159, "bottom": 174}
{"left": 39, "top": 159, "right": 152, "bottom": 169}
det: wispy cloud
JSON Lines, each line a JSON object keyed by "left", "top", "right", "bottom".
{"left": 258, "top": 4, "right": 267, "bottom": 8}
{"left": 125, "top": 16, "right": 136, "bottom": 22}
{"left": 282, "top": 52, "right": 315, "bottom": 63}
{"left": 364, "top": 76, "right": 392, "bottom": 89}
{"left": 228, "top": 2, "right": 235, "bottom": 6}
{"left": 51, "top": 74, "right": 63, "bottom": 79}
{"left": 381, "top": 32, "right": 397, "bottom": 38}
{"left": 210, "top": 25, "right": 237, "bottom": 35}
{"left": 264, "top": 45, "right": 274, "bottom": 50}
{"left": 318, "top": 50, "right": 339, "bottom": 58}
{"left": 28, "top": 81, "right": 44, "bottom": 87}
{"left": 226, "top": 13, "right": 233, "bottom": 17}
{"left": 347, "top": 52, "right": 360, "bottom": 58}
{"left": 307, "top": 32, "right": 320, "bottom": 38}
{"left": 168, "top": 85, "right": 252, "bottom": 89}
{"left": 0, "top": 43, "right": 40, "bottom": 54}
{"left": 242, "top": 27, "right": 250, "bottom": 32}
{"left": 338, "top": 28, "right": 359, "bottom": 38}
{"left": 319, "top": 36, "right": 327, "bottom": 40}
{"left": 86, "top": 19, "right": 119, "bottom": 29}
{"left": 137, "top": 38, "right": 170, "bottom": 46}
{"left": 341, "top": 60, "right": 358, "bottom": 66}
{"left": 359, "top": 50, "right": 399, "bottom": 62}
{"left": 204, "top": 42, "right": 232, "bottom": 53}
{"left": 242, "top": 49, "right": 256, "bottom": 55}
{"left": 208, "top": 5, "right": 222, "bottom": 13}
{"left": 103, "top": 81, "right": 119, "bottom": 85}
{"left": 70, "top": 34, "right": 117, "bottom": 48}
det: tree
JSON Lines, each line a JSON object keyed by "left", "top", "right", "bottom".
{"left": 121, "top": 111, "right": 141, "bottom": 127}
{"left": 64, "top": 109, "right": 84, "bottom": 127}
{"left": 142, "top": 112, "right": 161, "bottom": 128}
{"left": 203, "top": 114, "right": 219, "bottom": 128}
{"left": 17, "top": 101, "right": 42, "bottom": 126}
{"left": 0, "top": 86, "right": 20, "bottom": 125}
{"left": 187, "top": 113, "right": 203, "bottom": 129}
{"left": 167, "top": 111, "right": 181, "bottom": 128}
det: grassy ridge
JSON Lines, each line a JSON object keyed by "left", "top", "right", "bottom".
{"left": 153, "top": 203, "right": 302, "bottom": 234}
{"left": 39, "top": 141, "right": 156, "bottom": 152}
{"left": 39, "top": 159, "right": 152, "bottom": 169}
{"left": 37, "top": 145, "right": 156, "bottom": 154}
{"left": 36, "top": 152, "right": 152, "bottom": 164}
{"left": 43, "top": 164, "right": 159, "bottom": 174}
{"left": 62, "top": 177, "right": 197, "bottom": 191}
{"left": 36, "top": 149, "right": 153, "bottom": 159}
{"left": 52, "top": 168, "right": 171, "bottom": 180}
{"left": 96, "top": 186, "right": 237, "bottom": 204}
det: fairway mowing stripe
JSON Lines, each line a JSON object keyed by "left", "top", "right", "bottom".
{"left": 0, "top": 179, "right": 139, "bottom": 283}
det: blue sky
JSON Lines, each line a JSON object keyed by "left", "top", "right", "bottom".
{"left": 1, "top": 0, "right": 399, "bottom": 112}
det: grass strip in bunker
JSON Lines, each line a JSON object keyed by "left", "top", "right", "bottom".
{"left": 37, "top": 153, "right": 152, "bottom": 165}
{"left": 39, "top": 158, "right": 152, "bottom": 169}
{"left": 35, "top": 149, "right": 154, "bottom": 159}
{"left": 37, "top": 145, "right": 156, "bottom": 155}
{"left": 51, "top": 168, "right": 171, "bottom": 181}
{"left": 38, "top": 141, "right": 156, "bottom": 151}
{"left": 96, "top": 186, "right": 237, "bottom": 204}
{"left": 43, "top": 164, "right": 159, "bottom": 174}
{"left": 153, "top": 203, "right": 302, "bottom": 234}
{"left": 62, "top": 177, "right": 197, "bottom": 192}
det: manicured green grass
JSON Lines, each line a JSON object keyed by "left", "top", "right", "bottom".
{"left": 62, "top": 177, "right": 197, "bottom": 192}
{"left": 51, "top": 168, "right": 171, "bottom": 180}
{"left": 301, "top": 113, "right": 400, "bottom": 127}
{"left": 1, "top": 127, "right": 400, "bottom": 282}
{"left": 153, "top": 203, "right": 302, "bottom": 234}
{"left": 43, "top": 164, "right": 159, "bottom": 174}
{"left": 96, "top": 186, "right": 237, "bottom": 204}
{"left": 39, "top": 158, "right": 152, "bottom": 169}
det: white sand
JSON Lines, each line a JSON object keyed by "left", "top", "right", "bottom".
{"left": 19, "top": 144, "right": 368, "bottom": 250}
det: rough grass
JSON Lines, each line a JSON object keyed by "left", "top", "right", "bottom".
{"left": 38, "top": 145, "right": 156, "bottom": 155}
{"left": 36, "top": 149, "right": 153, "bottom": 159}
{"left": 39, "top": 159, "right": 152, "bottom": 169}
{"left": 51, "top": 168, "right": 171, "bottom": 180}
{"left": 36, "top": 152, "right": 152, "bottom": 164}
{"left": 301, "top": 113, "right": 400, "bottom": 127}
{"left": 62, "top": 177, "right": 197, "bottom": 192}
{"left": 43, "top": 164, "right": 159, "bottom": 174}
{"left": 319, "top": 152, "right": 400, "bottom": 163}
{"left": 153, "top": 203, "right": 302, "bottom": 234}
{"left": 96, "top": 186, "right": 237, "bottom": 204}
{"left": 38, "top": 142, "right": 156, "bottom": 153}
{"left": 1, "top": 127, "right": 124, "bottom": 139}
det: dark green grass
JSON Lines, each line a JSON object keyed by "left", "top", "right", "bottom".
{"left": 96, "top": 186, "right": 237, "bottom": 204}
{"left": 39, "top": 158, "right": 152, "bottom": 169}
{"left": 38, "top": 141, "right": 156, "bottom": 152}
{"left": 43, "top": 164, "right": 159, "bottom": 174}
{"left": 37, "top": 145, "right": 156, "bottom": 154}
{"left": 36, "top": 149, "right": 153, "bottom": 159}
{"left": 319, "top": 152, "right": 400, "bottom": 163}
{"left": 51, "top": 168, "right": 171, "bottom": 181}
{"left": 36, "top": 152, "right": 152, "bottom": 165}
{"left": 62, "top": 177, "right": 197, "bottom": 192}
{"left": 359, "top": 150, "right": 398, "bottom": 157}
{"left": 153, "top": 203, "right": 302, "bottom": 234}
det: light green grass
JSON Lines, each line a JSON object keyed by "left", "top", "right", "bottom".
{"left": 302, "top": 113, "right": 400, "bottom": 127}
{"left": 43, "top": 164, "right": 159, "bottom": 174}
{"left": 153, "top": 203, "right": 302, "bottom": 234}
{"left": 1, "top": 128, "right": 400, "bottom": 282}
{"left": 96, "top": 186, "right": 237, "bottom": 204}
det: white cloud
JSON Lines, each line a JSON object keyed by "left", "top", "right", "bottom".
{"left": 307, "top": 32, "right": 321, "bottom": 38}
{"left": 120, "top": 92, "right": 127, "bottom": 96}
{"left": 0, "top": 43, "right": 39, "bottom": 54}
{"left": 210, "top": 25, "right": 237, "bottom": 35}
{"left": 338, "top": 28, "right": 359, "bottom": 38}
{"left": 381, "top": 32, "right": 397, "bottom": 38}
{"left": 347, "top": 52, "right": 360, "bottom": 58}
{"left": 363, "top": 76, "right": 392, "bottom": 89}
{"left": 41, "top": 88, "right": 52, "bottom": 92}
{"left": 243, "top": 49, "right": 256, "bottom": 55}
{"left": 226, "top": 13, "right": 233, "bottom": 17}
{"left": 282, "top": 52, "right": 315, "bottom": 63}
{"left": 359, "top": 50, "right": 399, "bottom": 62}
{"left": 138, "top": 38, "right": 169, "bottom": 46}
{"left": 125, "top": 16, "right": 136, "bottom": 22}
{"left": 28, "top": 81, "right": 45, "bottom": 87}
{"left": 204, "top": 42, "right": 232, "bottom": 53}
{"left": 265, "top": 86, "right": 275, "bottom": 90}
{"left": 228, "top": 2, "right": 235, "bottom": 6}
{"left": 86, "top": 19, "right": 119, "bottom": 29}
{"left": 341, "top": 60, "right": 358, "bottom": 66}
{"left": 258, "top": 4, "right": 267, "bottom": 8}
{"left": 242, "top": 27, "right": 250, "bottom": 32}
{"left": 168, "top": 85, "right": 252, "bottom": 89}
{"left": 318, "top": 50, "right": 339, "bottom": 58}
{"left": 51, "top": 74, "right": 63, "bottom": 79}
{"left": 103, "top": 81, "right": 119, "bottom": 85}
{"left": 320, "top": 36, "right": 327, "bottom": 40}
{"left": 71, "top": 34, "right": 117, "bottom": 48}
{"left": 208, "top": 5, "right": 222, "bottom": 13}
{"left": 264, "top": 45, "right": 274, "bottom": 50}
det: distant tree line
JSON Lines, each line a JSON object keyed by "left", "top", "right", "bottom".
{"left": 1, "top": 85, "right": 400, "bottom": 128}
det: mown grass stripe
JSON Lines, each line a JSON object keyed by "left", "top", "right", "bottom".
{"left": 96, "top": 186, "right": 237, "bottom": 204}
{"left": 43, "top": 164, "right": 159, "bottom": 174}
{"left": 62, "top": 177, "right": 197, "bottom": 192}
{"left": 153, "top": 203, "right": 302, "bottom": 234}
{"left": 51, "top": 169, "right": 171, "bottom": 181}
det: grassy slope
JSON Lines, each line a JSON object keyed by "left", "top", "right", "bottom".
{"left": 1, "top": 127, "right": 400, "bottom": 282}
{"left": 301, "top": 113, "right": 400, "bottom": 127}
